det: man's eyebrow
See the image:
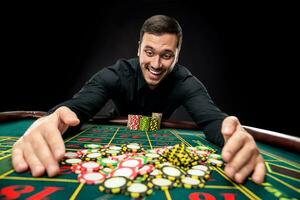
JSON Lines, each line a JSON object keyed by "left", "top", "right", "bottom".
{"left": 144, "top": 45, "right": 174, "bottom": 54}
{"left": 144, "top": 45, "right": 154, "bottom": 50}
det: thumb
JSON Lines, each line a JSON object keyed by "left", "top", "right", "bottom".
{"left": 221, "top": 116, "right": 240, "bottom": 143}
{"left": 56, "top": 106, "right": 80, "bottom": 128}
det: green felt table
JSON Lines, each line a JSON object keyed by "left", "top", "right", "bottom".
{"left": 0, "top": 116, "right": 299, "bottom": 200}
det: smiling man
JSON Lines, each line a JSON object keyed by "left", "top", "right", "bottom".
{"left": 12, "top": 15, "right": 266, "bottom": 184}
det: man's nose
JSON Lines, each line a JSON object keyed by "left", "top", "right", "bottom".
{"left": 151, "top": 55, "right": 162, "bottom": 68}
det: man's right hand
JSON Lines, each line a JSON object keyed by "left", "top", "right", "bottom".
{"left": 12, "top": 106, "right": 80, "bottom": 177}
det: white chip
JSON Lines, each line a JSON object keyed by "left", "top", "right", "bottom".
{"left": 65, "top": 158, "right": 82, "bottom": 165}
{"left": 105, "top": 149, "right": 120, "bottom": 154}
{"left": 82, "top": 161, "right": 99, "bottom": 169}
{"left": 83, "top": 172, "right": 105, "bottom": 181}
{"left": 109, "top": 146, "right": 122, "bottom": 150}
{"left": 104, "top": 177, "right": 127, "bottom": 188}
{"left": 162, "top": 166, "right": 181, "bottom": 177}
{"left": 86, "top": 144, "right": 101, "bottom": 149}
{"left": 64, "top": 152, "right": 78, "bottom": 158}
{"left": 187, "top": 169, "right": 205, "bottom": 177}
{"left": 181, "top": 177, "right": 201, "bottom": 185}
{"left": 112, "top": 167, "right": 134, "bottom": 178}
{"left": 121, "top": 159, "right": 140, "bottom": 168}
{"left": 127, "top": 183, "right": 147, "bottom": 193}
{"left": 192, "top": 165, "right": 209, "bottom": 172}
{"left": 86, "top": 152, "right": 102, "bottom": 158}
{"left": 127, "top": 144, "right": 140, "bottom": 150}
{"left": 152, "top": 178, "right": 172, "bottom": 186}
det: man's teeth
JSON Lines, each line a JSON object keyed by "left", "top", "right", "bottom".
{"left": 149, "top": 68, "right": 162, "bottom": 75}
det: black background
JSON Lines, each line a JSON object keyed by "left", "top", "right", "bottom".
{"left": 1, "top": 2, "right": 298, "bottom": 136}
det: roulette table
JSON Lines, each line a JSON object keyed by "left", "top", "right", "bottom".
{"left": 0, "top": 111, "right": 299, "bottom": 200}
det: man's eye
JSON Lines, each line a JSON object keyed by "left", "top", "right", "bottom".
{"left": 162, "top": 54, "right": 173, "bottom": 60}
{"left": 145, "top": 51, "right": 154, "bottom": 57}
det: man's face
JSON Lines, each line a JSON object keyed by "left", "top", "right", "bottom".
{"left": 138, "top": 33, "right": 179, "bottom": 89}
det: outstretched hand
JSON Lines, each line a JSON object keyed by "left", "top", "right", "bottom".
{"left": 12, "top": 106, "right": 80, "bottom": 177}
{"left": 221, "top": 116, "right": 266, "bottom": 184}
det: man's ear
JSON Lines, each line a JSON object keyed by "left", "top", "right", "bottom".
{"left": 175, "top": 48, "right": 180, "bottom": 63}
{"left": 137, "top": 41, "right": 141, "bottom": 56}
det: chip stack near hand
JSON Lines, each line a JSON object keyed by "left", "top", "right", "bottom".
{"left": 59, "top": 142, "right": 224, "bottom": 199}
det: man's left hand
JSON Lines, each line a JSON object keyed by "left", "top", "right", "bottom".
{"left": 221, "top": 116, "right": 266, "bottom": 184}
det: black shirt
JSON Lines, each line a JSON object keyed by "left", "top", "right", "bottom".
{"left": 52, "top": 58, "right": 227, "bottom": 146}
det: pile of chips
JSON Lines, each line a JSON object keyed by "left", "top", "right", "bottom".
{"left": 127, "top": 113, "right": 162, "bottom": 131}
{"left": 60, "top": 143, "right": 224, "bottom": 199}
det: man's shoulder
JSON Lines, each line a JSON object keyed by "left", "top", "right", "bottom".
{"left": 172, "top": 63, "right": 193, "bottom": 80}
{"left": 109, "top": 57, "right": 139, "bottom": 71}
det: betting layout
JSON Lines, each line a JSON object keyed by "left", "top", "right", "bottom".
{"left": 0, "top": 123, "right": 300, "bottom": 200}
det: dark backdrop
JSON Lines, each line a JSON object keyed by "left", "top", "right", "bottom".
{"left": 1, "top": 2, "right": 298, "bottom": 136}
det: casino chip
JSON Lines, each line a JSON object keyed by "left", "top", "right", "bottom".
{"left": 208, "top": 158, "right": 224, "bottom": 167}
{"left": 110, "top": 167, "right": 138, "bottom": 180}
{"left": 149, "top": 177, "right": 174, "bottom": 190}
{"left": 64, "top": 152, "right": 78, "bottom": 159}
{"left": 181, "top": 177, "right": 204, "bottom": 189}
{"left": 99, "top": 176, "right": 129, "bottom": 194}
{"left": 84, "top": 143, "right": 101, "bottom": 149}
{"left": 126, "top": 182, "right": 153, "bottom": 198}
{"left": 119, "top": 158, "right": 143, "bottom": 169}
{"left": 161, "top": 166, "right": 184, "bottom": 181}
{"left": 64, "top": 158, "right": 82, "bottom": 165}
{"left": 186, "top": 169, "right": 205, "bottom": 180}
{"left": 78, "top": 172, "right": 106, "bottom": 184}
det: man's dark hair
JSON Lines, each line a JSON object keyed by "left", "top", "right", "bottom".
{"left": 139, "top": 15, "right": 183, "bottom": 49}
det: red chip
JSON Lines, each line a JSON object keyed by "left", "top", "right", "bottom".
{"left": 119, "top": 158, "right": 143, "bottom": 169}
{"left": 110, "top": 167, "right": 138, "bottom": 180}
{"left": 78, "top": 172, "right": 106, "bottom": 184}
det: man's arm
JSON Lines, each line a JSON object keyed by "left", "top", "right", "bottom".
{"left": 12, "top": 61, "right": 123, "bottom": 177}
{"left": 181, "top": 76, "right": 266, "bottom": 184}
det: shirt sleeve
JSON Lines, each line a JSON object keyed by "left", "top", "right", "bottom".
{"left": 181, "top": 75, "right": 227, "bottom": 147}
{"left": 48, "top": 65, "right": 121, "bottom": 124}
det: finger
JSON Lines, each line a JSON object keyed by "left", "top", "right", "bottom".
{"left": 221, "top": 116, "right": 240, "bottom": 142}
{"left": 233, "top": 156, "right": 256, "bottom": 183}
{"left": 57, "top": 106, "right": 80, "bottom": 126}
{"left": 251, "top": 156, "right": 266, "bottom": 184}
{"left": 222, "top": 130, "right": 245, "bottom": 162}
{"left": 227, "top": 139, "right": 258, "bottom": 174}
{"left": 12, "top": 142, "right": 28, "bottom": 172}
{"left": 23, "top": 143, "right": 45, "bottom": 177}
{"left": 44, "top": 125, "right": 66, "bottom": 161}
{"left": 31, "top": 132, "right": 60, "bottom": 177}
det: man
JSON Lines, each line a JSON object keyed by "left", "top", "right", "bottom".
{"left": 12, "top": 15, "right": 266, "bottom": 184}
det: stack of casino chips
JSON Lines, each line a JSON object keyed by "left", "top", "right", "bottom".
{"left": 139, "top": 116, "right": 150, "bottom": 131}
{"left": 59, "top": 142, "right": 224, "bottom": 199}
{"left": 127, "top": 115, "right": 142, "bottom": 130}
{"left": 152, "top": 112, "right": 162, "bottom": 129}
{"left": 149, "top": 117, "right": 159, "bottom": 131}
{"left": 128, "top": 112, "right": 162, "bottom": 131}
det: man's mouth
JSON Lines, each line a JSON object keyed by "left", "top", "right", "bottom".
{"left": 149, "top": 67, "right": 163, "bottom": 76}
